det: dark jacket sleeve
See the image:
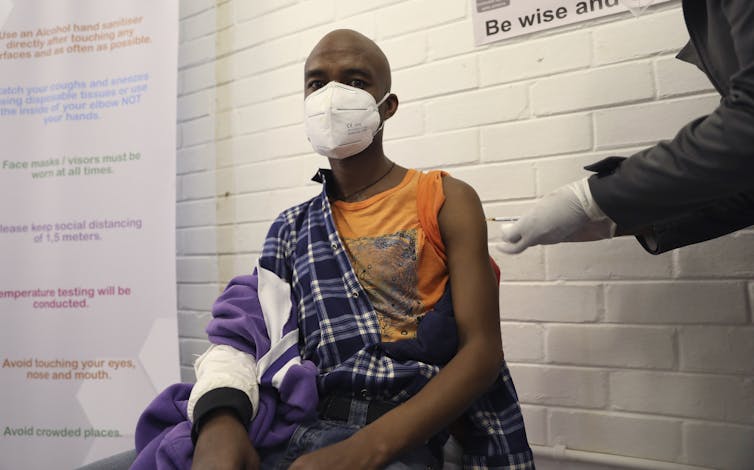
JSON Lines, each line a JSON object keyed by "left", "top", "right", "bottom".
{"left": 588, "top": 1, "right": 754, "bottom": 241}
{"left": 635, "top": 190, "right": 754, "bottom": 254}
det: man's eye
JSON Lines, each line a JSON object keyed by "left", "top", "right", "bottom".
{"left": 308, "top": 80, "right": 325, "bottom": 90}
{"left": 348, "top": 79, "right": 366, "bottom": 89}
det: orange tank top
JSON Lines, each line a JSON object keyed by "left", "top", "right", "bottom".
{"left": 331, "top": 169, "right": 448, "bottom": 342}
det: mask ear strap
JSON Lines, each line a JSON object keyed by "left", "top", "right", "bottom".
{"left": 373, "top": 92, "right": 391, "bottom": 136}
{"left": 376, "top": 92, "right": 390, "bottom": 106}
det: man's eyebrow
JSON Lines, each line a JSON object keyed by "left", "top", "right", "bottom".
{"left": 304, "top": 68, "right": 325, "bottom": 79}
{"left": 342, "top": 67, "right": 373, "bottom": 78}
{"left": 304, "top": 67, "right": 374, "bottom": 80}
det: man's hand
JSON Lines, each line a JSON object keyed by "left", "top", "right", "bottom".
{"left": 289, "top": 432, "right": 384, "bottom": 470}
{"left": 497, "top": 178, "right": 616, "bottom": 254}
{"left": 192, "top": 410, "right": 259, "bottom": 470}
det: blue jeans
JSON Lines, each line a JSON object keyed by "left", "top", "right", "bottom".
{"left": 260, "top": 397, "right": 442, "bottom": 470}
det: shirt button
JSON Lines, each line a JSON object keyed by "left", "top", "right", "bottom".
{"left": 352, "top": 291, "right": 359, "bottom": 298}
{"left": 331, "top": 242, "right": 338, "bottom": 249}
{"left": 360, "top": 389, "right": 368, "bottom": 399}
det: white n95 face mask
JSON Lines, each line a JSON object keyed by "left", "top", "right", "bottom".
{"left": 304, "top": 81, "right": 390, "bottom": 159}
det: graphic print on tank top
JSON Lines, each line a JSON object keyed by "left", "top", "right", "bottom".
{"left": 341, "top": 228, "right": 424, "bottom": 341}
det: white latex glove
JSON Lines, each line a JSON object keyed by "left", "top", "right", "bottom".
{"left": 498, "top": 177, "right": 616, "bottom": 254}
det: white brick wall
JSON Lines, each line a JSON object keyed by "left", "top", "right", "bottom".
{"left": 531, "top": 62, "right": 656, "bottom": 116}
{"left": 604, "top": 281, "right": 749, "bottom": 324}
{"left": 549, "top": 410, "right": 683, "bottom": 462}
{"left": 479, "top": 31, "right": 592, "bottom": 85}
{"left": 176, "top": 1, "right": 754, "bottom": 468}
{"left": 482, "top": 113, "right": 593, "bottom": 162}
{"left": 594, "top": 94, "right": 721, "bottom": 149}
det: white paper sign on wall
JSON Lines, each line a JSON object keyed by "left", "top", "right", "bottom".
{"left": 471, "top": 0, "right": 674, "bottom": 46}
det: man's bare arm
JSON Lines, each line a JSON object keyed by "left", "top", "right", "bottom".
{"left": 192, "top": 409, "right": 260, "bottom": 470}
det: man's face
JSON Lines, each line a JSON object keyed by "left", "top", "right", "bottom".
{"left": 304, "top": 31, "right": 391, "bottom": 105}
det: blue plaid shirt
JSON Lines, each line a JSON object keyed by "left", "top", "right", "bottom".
{"left": 258, "top": 170, "right": 534, "bottom": 469}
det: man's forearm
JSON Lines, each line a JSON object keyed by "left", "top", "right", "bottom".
{"left": 192, "top": 410, "right": 260, "bottom": 470}
{"left": 354, "top": 337, "right": 503, "bottom": 465}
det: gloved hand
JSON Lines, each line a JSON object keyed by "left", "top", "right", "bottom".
{"left": 498, "top": 177, "right": 616, "bottom": 254}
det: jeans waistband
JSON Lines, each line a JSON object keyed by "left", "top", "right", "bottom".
{"left": 317, "top": 394, "right": 398, "bottom": 426}
{"left": 316, "top": 393, "right": 449, "bottom": 463}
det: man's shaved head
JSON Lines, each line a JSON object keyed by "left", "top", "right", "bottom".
{"left": 304, "top": 29, "right": 392, "bottom": 98}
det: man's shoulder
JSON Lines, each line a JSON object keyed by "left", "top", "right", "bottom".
{"left": 415, "top": 169, "right": 474, "bottom": 193}
{"left": 414, "top": 169, "right": 481, "bottom": 218}
{"left": 439, "top": 174, "right": 479, "bottom": 203}
{"left": 437, "top": 174, "right": 485, "bottom": 238}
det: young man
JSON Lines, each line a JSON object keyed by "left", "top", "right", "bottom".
{"left": 133, "top": 29, "right": 533, "bottom": 470}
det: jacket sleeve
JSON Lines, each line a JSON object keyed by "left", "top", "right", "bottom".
{"left": 187, "top": 212, "right": 319, "bottom": 448}
{"left": 187, "top": 216, "right": 290, "bottom": 440}
{"left": 187, "top": 273, "right": 267, "bottom": 441}
{"left": 635, "top": 189, "right": 754, "bottom": 254}
{"left": 588, "top": 1, "right": 754, "bottom": 235}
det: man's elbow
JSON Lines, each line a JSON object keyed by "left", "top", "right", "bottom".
{"left": 486, "top": 349, "right": 505, "bottom": 380}
{"left": 461, "top": 338, "right": 504, "bottom": 387}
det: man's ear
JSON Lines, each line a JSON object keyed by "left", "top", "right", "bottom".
{"left": 382, "top": 94, "right": 399, "bottom": 121}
